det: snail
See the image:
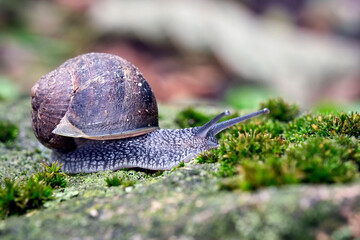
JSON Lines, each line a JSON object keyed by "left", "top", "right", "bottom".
{"left": 31, "top": 52, "right": 269, "bottom": 173}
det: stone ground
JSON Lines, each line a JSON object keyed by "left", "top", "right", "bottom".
{"left": 1, "top": 98, "right": 360, "bottom": 240}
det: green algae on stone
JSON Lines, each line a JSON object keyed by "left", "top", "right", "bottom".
{"left": 0, "top": 149, "right": 46, "bottom": 179}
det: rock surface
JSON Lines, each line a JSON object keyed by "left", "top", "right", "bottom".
{"left": 1, "top": 99, "right": 360, "bottom": 240}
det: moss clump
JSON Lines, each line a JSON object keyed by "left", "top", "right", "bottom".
{"left": 171, "top": 161, "right": 186, "bottom": 171}
{"left": 213, "top": 116, "right": 286, "bottom": 145}
{"left": 261, "top": 98, "right": 299, "bottom": 122}
{"left": 285, "top": 137, "right": 359, "bottom": 183}
{"left": 0, "top": 177, "right": 53, "bottom": 218}
{"left": 178, "top": 161, "right": 185, "bottom": 167}
{"left": 196, "top": 99, "right": 360, "bottom": 191}
{"left": 105, "top": 176, "right": 122, "bottom": 187}
{"left": 198, "top": 131, "right": 289, "bottom": 177}
{"left": 284, "top": 112, "right": 360, "bottom": 142}
{"left": 35, "top": 162, "right": 67, "bottom": 188}
{"left": 0, "top": 162, "right": 67, "bottom": 218}
{"left": 218, "top": 156, "right": 300, "bottom": 191}
{"left": 105, "top": 176, "right": 136, "bottom": 188}
{"left": 0, "top": 120, "right": 18, "bottom": 144}
{"left": 222, "top": 117, "right": 287, "bottom": 138}
{"left": 207, "top": 135, "right": 360, "bottom": 191}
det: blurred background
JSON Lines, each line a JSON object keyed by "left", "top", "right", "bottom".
{"left": 1, "top": 0, "right": 360, "bottom": 111}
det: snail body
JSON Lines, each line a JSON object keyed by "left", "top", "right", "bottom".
{"left": 52, "top": 128, "right": 209, "bottom": 173}
{"left": 31, "top": 52, "right": 269, "bottom": 173}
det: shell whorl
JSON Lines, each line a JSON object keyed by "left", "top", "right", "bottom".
{"left": 31, "top": 52, "right": 159, "bottom": 151}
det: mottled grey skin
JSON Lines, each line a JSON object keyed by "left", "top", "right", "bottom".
{"left": 51, "top": 127, "right": 218, "bottom": 173}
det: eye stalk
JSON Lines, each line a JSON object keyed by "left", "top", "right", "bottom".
{"left": 196, "top": 108, "right": 270, "bottom": 138}
{"left": 195, "top": 110, "right": 230, "bottom": 138}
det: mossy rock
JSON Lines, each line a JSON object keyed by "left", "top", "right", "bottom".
{"left": 1, "top": 98, "right": 360, "bottom": 239}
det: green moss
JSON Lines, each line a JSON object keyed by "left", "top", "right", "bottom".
{"left": 218, "top": 117, "right": 287, "bottom": 140}
{"left": 196, "top": 100, "right": 360, "bottom": 191}
{"left": 1, "top": 97, "right": 360, "bottom": 238}
{"left": 0, "top": 176, "right": 53, "bottom": 218}
{"left": 237, "top": 157, "right": 300, "bottom": 190}
{"left": 218, "top": 156, "right": 300, "bottom": 191}
{"left": 198, "top": 131, "right": 289, "bottom": 177}
{"left": 285, "top": 136, "right": 359, "bottom": 183}
{"left": 209, "top": 136, "right": 359, "bottom": 191}
{"left": 171, "top": 161, "right": 186, "bottom": 172}
{"left": 0, "top": 120, "right": 18, "bottom": 145}
{"left": 0, "top": 178, "right": 22, "bottom": 218}
{"left": 0, "top": 162, "right": 68, "bottom": 218}
{"left": 105, "top": 175, "right": 136, "bottom": 188}
{"left": 105, "top": 176, "right": 122, "bottom": 187}
{"left": 34, "top": 162, "right": 67, "bottom": 188}
{"left": 261, "top": 98, "right": 300, "bottom": 122}
{"left": 178, "top": 161, "right": 185, "bottom": 167}
{"left": 240, "top": 118, "right": 286, "bottom": 136}
{"left": 284, "top": 112, "right": 360, "bottom": 142}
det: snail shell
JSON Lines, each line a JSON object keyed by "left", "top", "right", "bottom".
{"left": 31, "top": 52, "right": 159, "bottom": 151}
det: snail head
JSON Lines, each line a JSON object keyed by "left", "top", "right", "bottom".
{"left": 195, "top": 108, "right": 270, "bottom": 148}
